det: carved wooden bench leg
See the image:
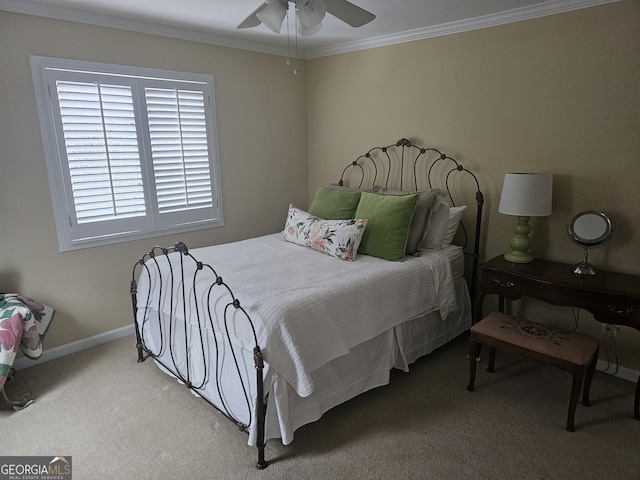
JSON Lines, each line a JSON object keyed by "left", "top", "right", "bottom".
{"left": 635, "top": 378, "right": 640, "bottom": 420}
{"left": 487, "top": 346, "right": 496, "bottom": 373}
{"left": 466, "top": 331, "right": 479, "bottom": 392}
{"left": 567, "top": 369, "right": 583, "bottom": 432}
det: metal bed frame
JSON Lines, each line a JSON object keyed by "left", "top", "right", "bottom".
{"left": 130, "top": 137, "right": 484, "bottom": 469}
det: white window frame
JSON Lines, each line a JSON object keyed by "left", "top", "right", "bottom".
{"left": 30, "top": 56, "right": 224, "bottom": 252}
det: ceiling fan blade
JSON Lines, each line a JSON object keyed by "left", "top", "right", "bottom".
{"left": 237, "top": 2, "right": 268, "bottom": 29}
{"left": 324, "top": 0, "right": 375, "bottom": 27}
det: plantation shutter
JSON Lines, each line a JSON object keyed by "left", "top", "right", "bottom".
{"left": 145, "top": 87, "right": 213, "bottom": 214}
{"left": 33, "top": 57, "right": 223, "bottom": 251}
{"left": 56, "top": 81, "right": 146, "bottom": 224}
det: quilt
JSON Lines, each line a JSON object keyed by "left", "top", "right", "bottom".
{"left": 0, "top": 294, "right": 55, "bottom": 390}
{"left": 137, "top": 233, "right": 456, "bottom": 398}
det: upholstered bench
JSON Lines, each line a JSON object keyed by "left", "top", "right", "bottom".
{"left": 466, "top": 311, "right": 600, "bottom": 432}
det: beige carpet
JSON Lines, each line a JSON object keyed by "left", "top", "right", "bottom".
{"left": 2, "top": 333, "right": 639, "bottom": 479}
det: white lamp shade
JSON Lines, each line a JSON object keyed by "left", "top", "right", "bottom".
{"left": 498, "top": 173, "right": 553, "bottom": 217}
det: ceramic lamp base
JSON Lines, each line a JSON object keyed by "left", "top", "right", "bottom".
{"left": 504, "top": 215, "right": 534, "bottom": 264}
{"left": 504, "top": 251, "right": 534, "bottom": 263}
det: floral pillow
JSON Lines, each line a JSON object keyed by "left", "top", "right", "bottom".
{"left": 284, "top": 205, "right": 368, "bottom": 261}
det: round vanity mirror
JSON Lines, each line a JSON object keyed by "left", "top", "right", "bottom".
{"left": 568, "top": 211, "right": 613, "bottom": 247}
{"left": 567, "top": 211, "right": 613, "bottom": 275}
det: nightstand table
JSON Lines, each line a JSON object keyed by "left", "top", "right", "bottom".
{"left": 474, "top": 255, "right": 640, "bottom": 420}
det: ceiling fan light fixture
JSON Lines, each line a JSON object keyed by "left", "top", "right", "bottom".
{"left": 297, "top": 0, "right": 327, "bottom": 28}
{"left": 297, "top": 21, "right": 322, "bottom": 37}
{"left": 239, "top": 0, "right": 375, "bottom": 34}
{"left": 256, "top": 0, "right": 288, "bottom": 34}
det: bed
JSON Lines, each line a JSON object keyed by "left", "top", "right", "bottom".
{"left": 131, "top": 137, "right": 484, "bottom": 468}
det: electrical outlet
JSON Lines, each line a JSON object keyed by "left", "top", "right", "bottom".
{"left": 601, "top": 323, "right": 619, "bottom": 336}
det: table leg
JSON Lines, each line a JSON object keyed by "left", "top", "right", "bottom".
{"left": 582, "top": 348, "right": 598, "bottom": 407}
{"left": 635, "top": 375, "right": 639, "bottom": 420}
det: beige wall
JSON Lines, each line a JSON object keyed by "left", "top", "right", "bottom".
{"left": 308, "top": 1, "right": 640, "bottom": 368}
{"left": 0, "top": 12, "right": 308, "bottom": 348}
{"left": 2, "top": 2, "right": 639, "bottom": 371}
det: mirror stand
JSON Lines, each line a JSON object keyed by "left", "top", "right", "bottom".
{"left": 572, "top": 246, "right": 598, "bottom": 276}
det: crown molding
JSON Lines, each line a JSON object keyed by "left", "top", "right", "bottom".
{"left": 0, "top": 0, "right": 290, "bottom": 57}
{"left": 306, "top": 0, "right": 622, "bottom": 58}
{"left": 0, "top": 0, "right": 622, "bottom": 60}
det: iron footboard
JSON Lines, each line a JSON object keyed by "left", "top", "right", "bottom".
{"left": 130, "top": 242, "right": 268, "bottom": 469}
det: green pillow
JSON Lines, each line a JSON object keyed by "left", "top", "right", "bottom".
{"left": 308, "top": 186, "right": 362, "bottom": 220}
{"left": 355, "top": 191, "right": 419, "bottom": 261}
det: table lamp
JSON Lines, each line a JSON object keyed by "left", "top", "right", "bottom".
{"left": 498, "top": 172, "right": 553, "bottom": 263}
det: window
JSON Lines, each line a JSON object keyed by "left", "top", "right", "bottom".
{"left": 30, "top": 56, "right": 223, "bottom": 251}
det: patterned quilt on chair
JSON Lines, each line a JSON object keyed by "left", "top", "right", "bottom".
{"left": 0, "top": 294, "right": 55, "bottom": 390}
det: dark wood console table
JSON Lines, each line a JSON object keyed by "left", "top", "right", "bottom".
{"left": 474, "top": 255, "right": 640, "bottom": 420}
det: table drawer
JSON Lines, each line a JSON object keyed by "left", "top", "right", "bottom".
{"left": 483, "top": 270, "right": 523, "bottom": 299}
{"left": 589, "top": 293, "right": 640, "bottom": 329}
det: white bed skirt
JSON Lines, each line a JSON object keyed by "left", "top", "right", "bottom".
{"left": 258, "top": 276, "right": 471, "bottom": 445}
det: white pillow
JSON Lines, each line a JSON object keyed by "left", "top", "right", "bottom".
{"left": 419, "top": 195, "right": 451, "bottom": 250}
{"left": 283, "top": 205, "right": 368, "bottom": 261}
{"left": 442, "top": 206, "right": 467, "bottom": 247}
{"left": 406, "top": 189, "right": 448, "bottom": 255}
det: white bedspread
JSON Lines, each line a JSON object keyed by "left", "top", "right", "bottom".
{"left": 137, "top": 233, "right": 456, "bottom": 398}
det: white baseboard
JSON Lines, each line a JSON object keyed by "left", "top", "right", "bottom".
{"left": 13, "top": 324, "right": 135, "bottom": 371}
{"left": 11, "top": 325, "right": 640, "bottom": 386}
{"left": 597, "top": 359, "right": 639, "bottom": 384}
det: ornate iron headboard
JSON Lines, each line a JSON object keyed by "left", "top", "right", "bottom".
{"left": 336, "top": 138, "right": 484, "bottom": 301}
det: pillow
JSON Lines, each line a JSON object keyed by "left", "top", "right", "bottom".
{"left": 308, "top": 186, "right": 361, "bottom": 220}
{"left": 420, "top": 194, "right": 451, "bottom": 250}
{"left": 354, "top": 191, "right": 419, "bottom": 261}
{"left": 406, "top": 189, "right": 448, "bottom": 255}
{"left": 283, "top": 205, "right": 367, "bottom": 261}
{"left": 365, "top": 187, "right": 447, "bottom": 255}
{"left": 442, "top": 206, "right": 467, "bottom": 247}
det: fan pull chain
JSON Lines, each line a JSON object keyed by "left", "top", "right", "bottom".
{"left": 286, "top": 3, "right": 292, "bottom": 66}
{"left": 293, "top": 6, "right": 300, "bottom": 75}
{"left": 284, "top": 1, "right": 300, "bottom": 75}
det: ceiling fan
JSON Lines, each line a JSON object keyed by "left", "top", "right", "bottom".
{"left": 238, "top": 0, "right": 376, "bottom": 37}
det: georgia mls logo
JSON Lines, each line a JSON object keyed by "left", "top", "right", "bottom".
{"left": 0, "top": 456, "right": 72, "bottom": 479}
{"left": 49, "top": 457, "right": 71, "bottom": 475}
